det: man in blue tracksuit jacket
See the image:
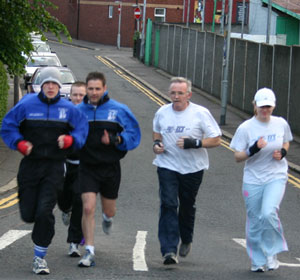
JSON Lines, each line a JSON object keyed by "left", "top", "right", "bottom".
{"left": 0, "top": 67, "right": 88, "bottom": 275}
{"left": 77, "top": 72, "right": 141, "bottom": 267}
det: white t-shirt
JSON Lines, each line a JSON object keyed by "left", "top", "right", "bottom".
{"left": 230, "top": 116, "right": 293, "bottom": 184}
{"left": 153, "top": 102, "right": 221, "bottom": 174}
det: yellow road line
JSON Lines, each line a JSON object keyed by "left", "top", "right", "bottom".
{"left": 0, "top": 199, "right": 19, "bottom": 209}
{"left": 0, "top": 193, "right": 18, "bottom": 209}
{"left": 0, "top": 192, "right": 18, "bottom": 206}
{"left": 288, "top": 173, "right": 300, "bottom": 183}
{"left": 96, "top": 56, "right": 115, "bottom": 69}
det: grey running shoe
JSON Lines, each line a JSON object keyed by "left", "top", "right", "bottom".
{"left": 163, "top": 252, "right": 178, "bottom": 265}
{"left": 267, "top": 255, "right": 279, "bottom": 271}
{"left": 62, "top": 211, "right": 71, "bottom": 226}
{"left": 32, "top": 256, "right": 50, "bottom": 275}
{"left": 102, "top": 219, "right": 112, "bottom": 235}
{"left": 179, "top": 242, "right": 192, "bottom": 257}
{"left": 68, "top": 243, "right": 81, "bottom": 257}
{"left": 78, "top": 249, "right": 95, "bottom": 267}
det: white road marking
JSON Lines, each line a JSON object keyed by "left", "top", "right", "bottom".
{"left": 0, "top": 230, "right": 31, "bottom": 250}
{"left": 133, "top": 230, "right": 148, "bottom": 271}
{"left": 233, "top": 238, "right": 300, "bottom": 267}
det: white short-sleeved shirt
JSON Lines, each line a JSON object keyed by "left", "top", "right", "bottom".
{"left": 230, "top": 116, "right": 293, "bottom": 184}
{"left": 153, "top": 102, "right": 221, "bottom": 174}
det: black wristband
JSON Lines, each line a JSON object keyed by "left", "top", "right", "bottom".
{"left": 183, "top": 138, "right": 202, "bottom": 149}
{"left": 247, "top": 140, "right": 261, "bottom": 157}
{"left": 153, "top": 139, "right": 162, "bottom": 148}
{"left": 280, "top": 148, "right": 287, "bottom": 159}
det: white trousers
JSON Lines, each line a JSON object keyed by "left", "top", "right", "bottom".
{"left": 242, "top": 179, "right": 288, "bottom": 266}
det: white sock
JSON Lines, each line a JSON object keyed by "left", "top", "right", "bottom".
{"left": 85, "top": 245, "right": 95, "bottom": 255}
{"left": 103, "top": 213, "right": 113, "bottom": 222}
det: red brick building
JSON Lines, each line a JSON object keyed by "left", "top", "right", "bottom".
{"left": 49, "top": 0, "right": 249, "bottom": 47}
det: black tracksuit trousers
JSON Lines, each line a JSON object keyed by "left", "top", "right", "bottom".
{"left": 57, "top": 162, "right": 83, "bottom": 244}
{"left": 17, "top": 157, "right": 65, "bottom": 247}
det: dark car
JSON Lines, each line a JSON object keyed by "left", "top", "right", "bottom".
{"left": 26, "top": 66, "right": 77, "bottom": 99}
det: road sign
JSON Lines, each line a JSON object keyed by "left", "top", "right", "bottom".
{"left": 134, "top": 7, "right": 141, "bottom": 19}
{"left": 118, "top": 4, "right": 121, "bottom": 15}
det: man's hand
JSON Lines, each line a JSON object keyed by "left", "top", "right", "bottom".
{"left": 101, "top": 129, "right": 121, "bottom": 146}
{"left": 176, "top": 136, "right": 202, "bottom": 149}
{"left": 273, "top": 148, "right": 287, "bottom": 160}
{"left": 17, "top": 140, "right": 33, "bottom": 156}
{"left": 58, "top": 135, "right": 73, "bottom": 149}
{"left": 153, "top": 139, "right": 164, "bottom": 154}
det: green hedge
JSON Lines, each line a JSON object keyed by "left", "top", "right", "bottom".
{"left": 0, "top": 62, "right": 9, "bottom": 127}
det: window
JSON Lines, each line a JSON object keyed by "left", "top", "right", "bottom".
{"left": 108, "top": 5, "right": 113, "bottom": 18}
{"left": 154, "top": 8, "right": 166, "bottom": 23}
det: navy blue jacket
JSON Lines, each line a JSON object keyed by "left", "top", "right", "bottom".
{"left": 77, "top": 93, "right": 141, "bottom": 164}
{"left": 0, "top": 91, "right": 88, "bottom": 160}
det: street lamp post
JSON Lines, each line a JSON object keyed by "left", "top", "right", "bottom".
{"left": 266, "top": 0, "right": 272, "bottom": 44}
{"left": 117, "top": 2, "right": 122, "bottom": 49}
{"left": 220, "top": 0, "right": 233, "bottom": 125}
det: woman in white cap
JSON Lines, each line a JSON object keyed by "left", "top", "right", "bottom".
{"left": 230, "top": 88, "right": 293, "bottom": 272}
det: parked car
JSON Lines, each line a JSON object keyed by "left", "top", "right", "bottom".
{"left": 26, "top": 66, "right": 77, "bottom": 99}
{"left": 24, "top": 52, "right": 62, "bottom": 83}
{"left": 32, "top": 41, "right": 51, "bottom": 53}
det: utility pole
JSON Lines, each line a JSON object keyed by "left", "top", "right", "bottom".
{"left": 201, "top": 0, "right": 206, "bottom": 32}
{"left": 186, "top": 0, "right": 191, "bottom": 27}
{"left": 117, "top": 2, "right": 122, "bottom": 49}
{"left": 13, "top": 76, "right": 19, "bottom": 105}
{"left": 266, "top": 0, "right": 272, "bottom": 44}
{"left": 220, "top": 0, "right": 233, "bottom": 125}
{"left": 76, "top": 0, "right": 81, "bottom": 39}
{"left": 220, "top": 0, "right": 225, "bottom": 34}
{"left": 140, "top": 0, "right": 146, "bottom": 60}
{"left": 241, "top": 0, "right": 245, "bottom": 39}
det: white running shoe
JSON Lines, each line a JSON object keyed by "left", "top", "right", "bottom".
{"left": 267, "top": 255, "right": 279, "bottom": 271}
{"left": 68, "top": 243, "right": 81, "bottom": 257}
{"left": 78, "top": 249, "right": 95, "bottom": 267}
{"left": 251, "top": 264, "right": 265, "bottom": 272}
{"left": 33, "top": 256, "right": 50, "bottom": 275}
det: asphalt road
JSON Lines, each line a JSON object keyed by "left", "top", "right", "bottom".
{"left": 1, "top": 41, "right": 300, "bottom": 280}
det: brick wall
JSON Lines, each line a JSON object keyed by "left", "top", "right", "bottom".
{"left": 48, "top": 0, "right": 188, "bottom": 47}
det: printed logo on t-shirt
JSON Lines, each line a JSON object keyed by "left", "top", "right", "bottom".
{"left": 175, "top": 126, "right": 185, "bottom": 133}
{"left": 165, "top": 126, "right": 186, "bottom": 133}
{"left": 267, "top": 134, "right": 276, "bottom": 142}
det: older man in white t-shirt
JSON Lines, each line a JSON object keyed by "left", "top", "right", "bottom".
{"left": 152, "top": 77, "right": 221, "bottom": 265}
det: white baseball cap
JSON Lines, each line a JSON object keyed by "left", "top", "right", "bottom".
{"left": 254, "top": 88, "right": 276, "bottom": 107}
{"left": 39, "top": 67, "right": 62, "bottom": 88}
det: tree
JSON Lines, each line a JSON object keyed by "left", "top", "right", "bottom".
{"left": 0, "top": 0, "right": 71, "bottom": 124}
{"left": 0, "top": 0, "right": 71, "bottom": 77}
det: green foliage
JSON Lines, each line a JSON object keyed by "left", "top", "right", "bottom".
{"left": 133, "top": 31, "right": 141, "bottom": 41}
{"left": 0, "top": 0, "right": 71, "bottom": 77}
{"left": 0, "top": 62, "right": 9, "bottom": 126}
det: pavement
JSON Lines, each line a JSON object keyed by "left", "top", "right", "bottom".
{"left": 1, "top": 33, "right": 300, "bottom": 193}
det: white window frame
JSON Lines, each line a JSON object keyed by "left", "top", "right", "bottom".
{"left": 154, "top": 8, "right": 166, "bottom": 22}
{"left": 108, "top": 5, "right": 113, "bottom": 19}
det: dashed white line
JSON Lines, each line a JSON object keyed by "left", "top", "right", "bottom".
{"left": 0, "top": 230, "right": 31, "bottom": 250}
{"left": 133, "top": 230, "right": 148, "bottom": 271}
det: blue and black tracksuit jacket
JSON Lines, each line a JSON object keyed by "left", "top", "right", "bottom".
{"left": 0, "top": 91, "right": 88, "bottom": 160}
{"left": 77, "top": 93, "right": 141, "bottom": 164}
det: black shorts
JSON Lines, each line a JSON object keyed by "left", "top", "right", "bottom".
{"left": 79, "top": 161, "right": 121, "bottom": 199}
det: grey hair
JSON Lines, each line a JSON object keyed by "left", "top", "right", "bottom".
{"left": 169, "top": 77, "right": 192, "bottom": 93}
